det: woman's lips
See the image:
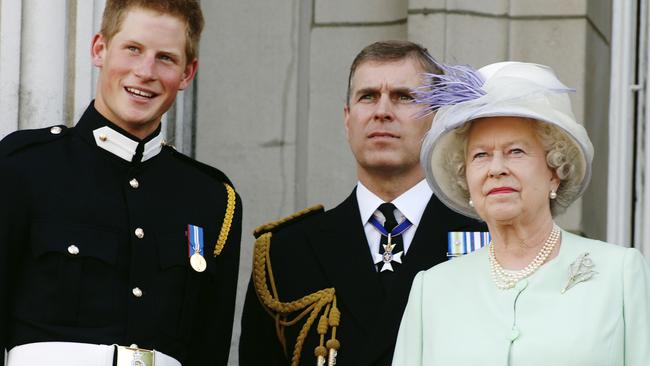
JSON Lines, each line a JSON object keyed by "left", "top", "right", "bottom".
{"left": 488, "top": 187, "right": 517, "bottom": 195}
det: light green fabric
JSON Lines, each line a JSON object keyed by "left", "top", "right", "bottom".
{"left": 392, "top": 230, "right": 650, "bottom": 366}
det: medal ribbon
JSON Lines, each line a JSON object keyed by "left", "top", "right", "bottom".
{"left": 368, "top": 216, "right": 412, "bottom": 238}
{"left": 187, "top": 224, "right": 204, "bottom": 257}
{"left": 447, "top": 231, "right": 491, "bottom": 258}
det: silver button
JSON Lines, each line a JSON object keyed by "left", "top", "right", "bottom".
{"left": 135, "top": 228, "right": 144, "bottom": 239}
{"left": 50, "top": 126, "right": 62, "bottom": 135}
{"left": 132, "top": 287, "right": 143, "bottom": 297}
{"left": 67, "top": 245, "right": 79, "bottom": 255}
{"left": 129, "top": 178, "right": 139, "bottom": 189}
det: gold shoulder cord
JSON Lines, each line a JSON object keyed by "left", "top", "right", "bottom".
{"left": 252, "top": 206, "right": 340, "bottom": 366}
{"left": 214, "top": 183, "right": 236, "bottom": 256}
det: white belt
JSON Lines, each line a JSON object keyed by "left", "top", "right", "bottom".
{"left": 7, "top": 341, "right": 181, "bottom": 366}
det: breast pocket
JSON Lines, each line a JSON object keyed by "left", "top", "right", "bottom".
{"left": 30, "top": 222, "right": 119, "bottom": 264}
{"left": 14, "top": 222, "right": 121, "bottom": 325}
{"left": 154, "top": 228, "right": 217, "bottom": 339}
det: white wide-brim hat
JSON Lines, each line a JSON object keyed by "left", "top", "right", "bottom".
{"left": 418, "top": 61, "right": 594, "bottom": 219}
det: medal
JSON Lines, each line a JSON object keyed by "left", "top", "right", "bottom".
{"left": 187, "top": 224, "right": 206, "bottom": 272}
{"left": 374, "top": 234, "right": 403, "bottom": 272}
{"left": 190, "top": 252, "right": 207, "bottom": 272}
{"left": 369, "top": 216, "right": 412, "bottom": 272}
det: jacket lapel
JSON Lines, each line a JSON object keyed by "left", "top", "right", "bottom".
{"left": 308, "top": 190, "right": 384, "bottom": 333}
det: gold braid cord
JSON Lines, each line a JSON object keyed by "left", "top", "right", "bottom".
{"left": 253, "top": 205, "right": 324, "bottom": 238}
{"left": 214, "top": 183, "right": 236, "bottom": 256}
{"left": 252, "top": 207, "right": 340, "bottom": 366}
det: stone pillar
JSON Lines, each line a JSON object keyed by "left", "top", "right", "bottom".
{"left": 20, "top": 0, "right": 67, "bottom": 129}
{"left": 0, "top": 0, "right": 23, "bottom": 137}
{"left": 583, "top": 0, "right": 612, "bottom": 241}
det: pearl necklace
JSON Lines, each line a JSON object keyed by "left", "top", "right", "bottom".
{"left": 488, "top": 224, "right": 561, "bottom": 290}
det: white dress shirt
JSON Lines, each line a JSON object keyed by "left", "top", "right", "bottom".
{"left": 356, "top": 180, "right": 433, "bottom": 259}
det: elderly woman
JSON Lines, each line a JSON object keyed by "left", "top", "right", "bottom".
{"left": 392, "top": 61, "right": 650, "bottom": 366}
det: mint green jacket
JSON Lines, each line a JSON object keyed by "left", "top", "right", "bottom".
{"left": 392, "top": 231, "right": 650, "bottom": 366}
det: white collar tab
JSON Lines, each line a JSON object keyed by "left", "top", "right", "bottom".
{"left": 92, "top": 126, "right": 164, "bottom": 162}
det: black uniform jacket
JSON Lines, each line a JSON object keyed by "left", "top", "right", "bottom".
{"left": 239, "top": 190, "right": 485, "bottom": 366}
{"left": 0, "top": 103, "right": 242, "bottom": 366}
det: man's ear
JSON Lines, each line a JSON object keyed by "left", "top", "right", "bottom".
{"left": 179, "top": 58, "right": 199, "bottom": 90}
{"left": 91, "top": 33, "right": 107, "bottom": 67}
{"left": 344, "top": 103, "right": 351, "bottom": 139}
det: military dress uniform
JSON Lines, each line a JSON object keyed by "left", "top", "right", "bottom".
{"left": 0, "top": 102, "right": 242, "bottom": 366}
{"left": 239, "top": 188, "right": 485, "bottom": 366}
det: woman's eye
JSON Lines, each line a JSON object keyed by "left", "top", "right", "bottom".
{"left": 472, "top": 152, "right": 487, "bottom": 160}
{"left": 510, "top": 148, "right": 525, "bottom": 155}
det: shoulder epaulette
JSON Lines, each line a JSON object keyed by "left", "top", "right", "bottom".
{"left": 253, "top": 205, "right": 324, "bottom": 238}
{"left": 163, "top": 146, "right": 239, "bottom": 257}
{"left": 0, "top": 125, "right": 68, "bottom": 157}
{"left": 164, "top": 146, "right": 234, "bottom": 187}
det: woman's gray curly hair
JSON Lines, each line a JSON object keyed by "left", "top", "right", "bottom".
{"left": 445, "top": 118, "right": 582, "bottom": 216}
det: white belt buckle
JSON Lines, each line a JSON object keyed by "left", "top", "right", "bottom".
{"left": 115, "top": 345, "right": 155, "bottom": 366}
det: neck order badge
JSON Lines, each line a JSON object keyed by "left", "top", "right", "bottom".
{"left": 187, "top": 224, "right": 207, "bottom": 272}
{"left": 369, "top": 216, "right": 412, "bottom": 272}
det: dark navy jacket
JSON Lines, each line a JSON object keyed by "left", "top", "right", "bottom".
{"left": 0, "top": 102, "right": 242, "bottom": 366}
{"left": 239, "top": 191, "right": 484, "bottom": 366}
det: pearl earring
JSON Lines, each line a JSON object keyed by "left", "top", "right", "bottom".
{"left": 469, "top": 199, "right": 474, "bottom": 207}
{"left": 550, "top": 191, "right": 557, "bottom": 200}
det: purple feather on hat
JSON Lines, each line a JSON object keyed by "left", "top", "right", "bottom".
{"left": 413, "top": 62, "right": 486, "bottom": 115}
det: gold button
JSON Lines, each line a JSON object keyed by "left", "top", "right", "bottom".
{"left": 50, "top": 126, "right": 62, "bottom": 135}
{"left": 132, "top": 287, "right": 143, "bottom": 297}
{"left": 129, "top": 178, "right": 139, "bottom": 189}
{"left": 67, "top": 245, "right": 79, "bottom": 255}
{"left": 99, "top": 134, "right": 108, "bottom": 142}
{"left": 130, "top": 344, "right": 139, "bottom": 349}
{"left": 134, "top": 228, "right": 144, "bottom": 239}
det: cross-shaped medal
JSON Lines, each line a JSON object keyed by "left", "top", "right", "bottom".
{"left": 373, "top": 233, "right": 403, "bottom": 272}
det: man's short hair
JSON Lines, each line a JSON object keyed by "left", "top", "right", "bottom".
{"left": 100, "top": 0, "right": 204, "bottom": 63}
{"left": 346, "top": 40, "right": 441, "bottom": 104}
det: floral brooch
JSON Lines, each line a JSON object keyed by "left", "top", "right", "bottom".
{"left": 561, "top": 252, "right": 597, "bottom": 294}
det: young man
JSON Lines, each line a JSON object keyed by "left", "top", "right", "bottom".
{"left": 239, "top": 41, "right": 485, "bottom": 366}
{"left": 0, "top": 1, "right": 241, "bottom": 366}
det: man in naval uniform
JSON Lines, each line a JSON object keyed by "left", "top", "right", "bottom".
{"left": 239, "top": 41, "right": 485, "bottom": 366}
{"left": 0, "top": 1, "right": 241, "bottom": 366}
